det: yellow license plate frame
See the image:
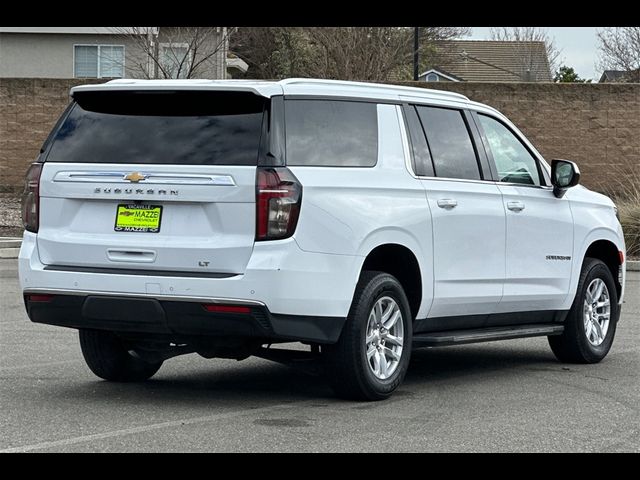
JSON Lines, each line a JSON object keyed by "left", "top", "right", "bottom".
{"left": 114, "top": 204, "right": 163, "bottom": 233}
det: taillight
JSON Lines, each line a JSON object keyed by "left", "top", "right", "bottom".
{"left": 26, "top": 294, "right": 55, "bottom": 303}
{"left": 202, "top": 304, "right": 251, "bottom": 314}
{"left": 21, "top": 163, "right": 43, "bottom": 233}
{"left": 256, "top": 167, "right": 302, "bottom": 241}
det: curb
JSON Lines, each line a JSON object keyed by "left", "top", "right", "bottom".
{"left": 0, "top": 248, "right": 20, "bottom": 259}
{"left": 627, "top": 260, "right": 640, "bottom": 272}
{"left": 0, "top": 238, "right": 22, "bottom": 249}
{"left": 0, "top": 237, "right": 22, "bottom": 259}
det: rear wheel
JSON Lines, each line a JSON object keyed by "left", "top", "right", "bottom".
{"left": 324, "top": 271, "right": 412, "bottom": 401}
{"left": 79, "top": 330, "right": 163, "bottom": 382}
{"left": 548, "top": 258, "right": 619, "bottom": 363}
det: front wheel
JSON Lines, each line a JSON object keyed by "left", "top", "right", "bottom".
{"left": 324, "top": 271, "right": 412, "bottom": 401}
{"left": 79, "top": 330, "right": 163, "bottom": 382}
{"left": 548, "top": 258, "right": 619, "bottom": 363}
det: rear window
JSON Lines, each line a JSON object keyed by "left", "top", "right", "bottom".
{"left": 46, "top": 91, "right": 266, "bottom": 165}
{"left": 416, "top": 106, "right": 481, "bottom": 180}
{"left": 284, "top": 100, "right": 378, "bottom": 167}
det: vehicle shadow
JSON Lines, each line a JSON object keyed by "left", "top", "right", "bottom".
{"left": 49, "top": 342, "right": 562, "bottom": 406}
{"left": 405, "top": 343, "right": 560, "bottom": 386}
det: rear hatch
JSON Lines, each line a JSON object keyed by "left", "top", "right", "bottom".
{"left": 37, "top": 89, "right": 267, "bottom": 275}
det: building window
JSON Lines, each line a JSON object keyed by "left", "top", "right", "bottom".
{"left": 426, "top": 73, "right": 439, "bottom": 82}
{"left": 160, "top": 44, "right": 191, "bottom": 79}
{"left": 74, "top": 45, "right": 124, "bottom": 78}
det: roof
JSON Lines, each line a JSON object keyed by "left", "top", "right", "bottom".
{"left": 420, "top": 68, "right": 464, "bottom": 82}
{"left": 425, "top": 40, "right": 552, "bottom": 82}
{"left": 598, "top": 70, "right": 640, "bottom": 83}
{"left": 70, "top": 78, "right": 471, "bottom": 104}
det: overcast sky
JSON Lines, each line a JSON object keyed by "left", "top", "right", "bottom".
{"left": 469, "top": 27, "right": 601, "bottom": 81}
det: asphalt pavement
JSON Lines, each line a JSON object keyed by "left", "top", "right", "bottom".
{"left": 1, "top": 258, "right": 638, "bottom": 452}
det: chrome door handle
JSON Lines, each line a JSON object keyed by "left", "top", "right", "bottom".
{"left": 507, "top": 201, "right": 525, "bottom": 212}
{"left": 437, "top": 199, "right": 458, "bottom": 209}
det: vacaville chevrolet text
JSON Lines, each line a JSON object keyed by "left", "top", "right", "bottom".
{"left": 19, "top": 79, "right": 626, "bottom": 400}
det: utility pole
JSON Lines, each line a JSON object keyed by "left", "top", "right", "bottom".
{"left": 413, "top": 27, "right": 419, "bottom": 81}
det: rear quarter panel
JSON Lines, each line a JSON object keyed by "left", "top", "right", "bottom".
{"left": 289, "top": 104, "right": 433, "bottom": 319}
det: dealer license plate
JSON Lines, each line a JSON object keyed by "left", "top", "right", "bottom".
{"left": 114, "top": 204, "right": 163, "bottom": 233}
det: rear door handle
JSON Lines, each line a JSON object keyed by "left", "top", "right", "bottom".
{"left": 507, "top": 201, "right": 525, "bottom": 212}
{"left": 437, "top": 199, "right": 458, "bottom": 209}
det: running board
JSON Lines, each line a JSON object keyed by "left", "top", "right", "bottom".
{"left": 412, "top": 324, "right": 564, "bottom": 348}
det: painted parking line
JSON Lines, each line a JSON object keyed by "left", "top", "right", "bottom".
{"left": 0, "top": 360, "right": 79, "bottom": 371}
{"left": 0, "top": 400, "right": 313, "bottom": 453}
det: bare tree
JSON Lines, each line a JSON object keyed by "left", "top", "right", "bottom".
{"left": 304, "top": 27, "right": 412, "bottom": 81}
{"left": 113, "top": 27, "right": 233, "bottom": 79}
{"left": 597, "top": 27, "right": 640, "bottom": 82}
{"left": 490, "top": 27, "right": 560, "bottom": 81}
{"left": 231, "top": 27, "right": 469, "bottom": 81}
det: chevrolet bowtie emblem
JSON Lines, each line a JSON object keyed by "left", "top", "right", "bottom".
{"left": 124, "top": 172, "right": 147, "bottom": 183}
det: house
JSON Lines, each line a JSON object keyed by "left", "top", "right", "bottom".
{"left": 0, "top": 27, "right": 248, "bottom": 79}
{"left": 420, "top": 40, "right": 552, "bottom": 83}
{"left": 599, "top": 69, "right": 640, "bottom": 83}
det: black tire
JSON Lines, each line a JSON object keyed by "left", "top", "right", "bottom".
{"left": 79, "top": 329, "right": 163, "bottom": 382}
{"left": 548, "top": 258, "right": 619, "bottom": 364}
{"left": 324, "top": 271, "right": 413, "bottom": 401}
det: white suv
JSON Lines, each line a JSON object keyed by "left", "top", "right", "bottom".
{"left": 19, "top": 79, "right": 626, "bottom": 400}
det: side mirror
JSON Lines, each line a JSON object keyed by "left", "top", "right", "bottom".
{"left": 551, "top": 159, "right": 580, "bottom": 198}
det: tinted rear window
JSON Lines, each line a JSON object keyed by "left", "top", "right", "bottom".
{"left": 46, "top": 91, "right": 266, "bottom": 165}
{"left": 284, "top": 100, "right": 378, "bottom": 167}
{"left": 416, "top": 106, "right": 480, "bottom": 180}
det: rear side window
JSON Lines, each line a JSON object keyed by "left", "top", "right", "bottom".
{"left": 284, "top": 100, "right": 378, "bottom": 167}
{"left": 416, "top": 106, "right": 480, "bottom": 180}
{"left": 46, "top": 91, "right": 266, "bottom": 165}
{"left": 403, "top": 105, "right": 435, "bottom": 177}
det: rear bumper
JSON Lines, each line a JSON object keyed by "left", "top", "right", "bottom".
{"left": 24, "top": 293, "right": 344, "bottom": 343}
{"left": 19, "top": 232, "right": 360, "bottom": 343}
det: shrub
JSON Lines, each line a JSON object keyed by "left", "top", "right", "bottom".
{"left": 618, "top": 196, "right": 640, "bottom": 259}
{"left": 604, "top": 169, "right": 640, "bottom": 259}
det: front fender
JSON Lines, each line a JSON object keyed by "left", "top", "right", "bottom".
{"left": 563, "top": 227, "right": 626, "bottom": 309}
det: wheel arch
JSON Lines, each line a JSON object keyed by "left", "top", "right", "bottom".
{"left": 358, "top": 243, "right": 426, "bottom": 321}
{"left": 583, "top": 239, "right": 623, "bottom": 299}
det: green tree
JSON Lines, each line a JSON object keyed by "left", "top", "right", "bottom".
{"left": 554, "top": 65, "right": 591, "bottom": 83}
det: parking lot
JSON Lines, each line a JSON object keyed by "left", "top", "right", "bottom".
{"left": 1, "top": 257, "right": 638, "bottom": 452}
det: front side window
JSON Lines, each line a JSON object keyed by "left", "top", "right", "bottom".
{"left": 477, "top": 114, "right": 541, "bottom": 186}
{"left": 285, "top": 100, "right": 378, "bottom": 167}
{"left": 416, "top": 106, "right": 480, "bottom": 180}
{"left": 74, "top": 45, "right": 124, "bottom": 79}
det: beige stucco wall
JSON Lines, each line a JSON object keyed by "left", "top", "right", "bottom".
{"left": 0, "top": 30, "right": 227, "bottom": 80}
{"left": 0, "top": 33, "right": 144, "bottom": 78}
